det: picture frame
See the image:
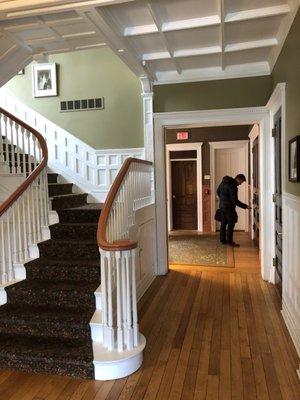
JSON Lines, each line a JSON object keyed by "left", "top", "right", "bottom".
{"left": 288, "top": 135, "right": 300, "bottom": 182}
{"left": 32, "top": 63, "right": 57, "bottom": 98}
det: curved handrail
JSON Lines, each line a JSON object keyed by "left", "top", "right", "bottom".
{"left": 0, "top": 106, "right": 48, "bottom": 217}
{"left": 97, "top": 157, "right": 153, "bottom": 251}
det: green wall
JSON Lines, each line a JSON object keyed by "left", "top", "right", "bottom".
{"left": 153, "top": 75, "right": 272, "bottom": 112}
{"left": 272, "top": 9, "right": 300, "bottom": 196}
{"left": 4, "top": 48, "right": 143, "bottom": 149}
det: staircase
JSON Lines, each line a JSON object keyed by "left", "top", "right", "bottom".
{"left": 0, "top": 172, "right": 102, "bottom": 379}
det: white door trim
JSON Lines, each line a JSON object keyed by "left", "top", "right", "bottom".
{"left": 166, "top": 142, "right": 203, "bottom": 232}
{"left": 153, "top": 106, "right": 271, "bottom": 281}
{"left": 209, "top": 140, "right": 249, "bottom": 232}
{"left": 266, "top": 83, "right": 286, "bottom": 285}
{"left": 248, "top": 124, "right": 260, "bottom": 242}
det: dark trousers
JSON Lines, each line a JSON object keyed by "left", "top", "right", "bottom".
{"left": 220, "top": 209, "right": 237, "bottom": 243}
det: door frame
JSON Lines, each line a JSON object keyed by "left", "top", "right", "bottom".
{"left": 166, "top": 142, "right": 203, "bottom": 231}
{"left": 248, "top": 124, "right": 260, "bottom": 242}
{"left": 209, "top": 140, "right": 249, "bottom": 232}
{"left": 266, "top": 83, "right": 286, "bottom": 285}
{"left": 153, "top": 106, "right": 272, "bottom": 281}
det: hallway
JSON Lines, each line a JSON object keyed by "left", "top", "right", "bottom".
{"left": 0, "top": 234, "right": 299, "bottom": 399}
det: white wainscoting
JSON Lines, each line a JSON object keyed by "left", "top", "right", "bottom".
{"left": 282, "top": 192, "right": 300, "bottom": 378}
{"left": 0, "top": 90, "right": 144, "bottom": 202}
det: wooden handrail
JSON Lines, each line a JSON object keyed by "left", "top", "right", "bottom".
{"left": 0, "top": 107, "right": 48, "bottom": 217}
{"left": 97, "top": 157, "right": 152, "bottom": 251}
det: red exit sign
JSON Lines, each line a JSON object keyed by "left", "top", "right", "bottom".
{"left": 177, "top": 131, "right": 189, "bottom": 140}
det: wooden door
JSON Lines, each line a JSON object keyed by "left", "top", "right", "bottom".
{"left": 171, "top": 160, "right": 197, "bottom": 230}
{"left": 273, "top": 110, "right": 283, "bottom": 296}
{"left": 252, "top": 138, "right": 260, "bottom": 247}
{"left": 215, "top": 147, "right": 248, "bottom": 231}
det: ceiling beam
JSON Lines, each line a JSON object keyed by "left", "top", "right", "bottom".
{"left": 225, "top": 38, "right": 278, "bottom": 53}
{"left": 147, "top": 0, "right": 182, "bottom": 75}
{"left": 225, "top": 4, "right": 290, "bottom": 23}
{"left": 77, "top": 7, "right": 153, "bottom": 79}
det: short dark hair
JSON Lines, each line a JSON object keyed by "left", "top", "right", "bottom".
{"left": 235, "top": 174, "right": 246, "bottom": 182}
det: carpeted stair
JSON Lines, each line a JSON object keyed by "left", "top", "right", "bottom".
{"left": 0, "top": 172, "right": 102, "bottom": 379}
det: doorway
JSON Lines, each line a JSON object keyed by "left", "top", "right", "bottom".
{"left": 210, "top": 140, "right": 249, "bottom": 232}
{"left": 171, "top": 160, "right": 197, "bottom": 230}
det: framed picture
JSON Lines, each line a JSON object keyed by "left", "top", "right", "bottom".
{"left": 32, "top": 63, "right": 57, "bottom": 98}
{"left": 288, "top": 135, "right": 300, "bottom": 182}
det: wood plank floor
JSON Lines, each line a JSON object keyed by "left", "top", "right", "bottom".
{"left": 0, "top": 233, "right": 299, "bottom": 400}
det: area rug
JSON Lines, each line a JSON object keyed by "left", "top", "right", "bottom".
{"left": 168, "top": 234, "right": 234, "bottom": 267}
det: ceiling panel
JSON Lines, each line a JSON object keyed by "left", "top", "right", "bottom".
{"left": 166, "top": 25, "right": 220, "bottom": 51}
{"left": 152, "top": 0, "right": 219, "bottom": 23}
{"left": 225, "top": 0, "right": 287, "bottom": 13}
{"left": 226, "top": 15, "right": 286, "bottom": 44}
{"left": 0, "top": 0, "right": 297, "bottom": 84}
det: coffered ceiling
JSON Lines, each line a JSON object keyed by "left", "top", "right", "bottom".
{"left": 0, "top": 0, "right": 299, "bottom": 86}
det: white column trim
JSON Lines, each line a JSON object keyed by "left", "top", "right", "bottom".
{"left": 166, "top": 142, "right": 203, "bottom": 232}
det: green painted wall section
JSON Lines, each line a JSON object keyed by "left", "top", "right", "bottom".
{"left": 153, "top": 75, "right": 272, "bottom": 113}
{"left": 272, "top": 9, "right": 300, "bottom": 196}
{"left": 4, "top": 48, "right": 143, "bottom": 149}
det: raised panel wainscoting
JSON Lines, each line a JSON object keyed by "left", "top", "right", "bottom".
{"left": 282, "top": 192, "right": 300, "bottom": 378}
{"left": 0, "top": 90, "right": 144, "bottom": 202}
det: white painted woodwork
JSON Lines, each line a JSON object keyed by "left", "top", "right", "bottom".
{"left": 165, "top": 142, "right": 203, "bottom": 232}
{"left": 0, "top": 173, "right": 25, "bottom": 203}
{"left": 0, "top": 90, "right": 144, "bottom": 202}
{"left": 281, "top": 192, "right": 300, "bottom": 379}
{"left": 0, "top": 108, "right": 51, "bottom": 287}
{"left": 0, "top": 1, "right": 298, "bottom": 86}
{"left": 248, "top": 124, "right": 260, "bottom": 242}
{"left": 211, "top": 141, "right": 249, "bottom": 232}
{"left": 153, "top": 107, "right": 270, "bottom": 281}
{"left": 92, "top": 159, "right": 154, "bottom": 380}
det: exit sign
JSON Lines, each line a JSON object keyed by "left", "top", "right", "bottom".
{"left": 177, "top": 131, "right": 189, "bottom": 140}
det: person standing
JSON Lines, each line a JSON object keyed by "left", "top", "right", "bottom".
{"left": 216, "top": 174, "right": 250, "bottom": 247}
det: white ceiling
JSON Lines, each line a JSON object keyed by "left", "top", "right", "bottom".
{"left": 0, "top": 0, "right": 299, "bottom": 85}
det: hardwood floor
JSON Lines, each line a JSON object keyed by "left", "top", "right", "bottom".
{"left": 0, "top": 233, "right": 299, "bottom": 399}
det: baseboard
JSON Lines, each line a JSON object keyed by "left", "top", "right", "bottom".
{"left": 281, "top": 297, "right": 300, "bottom": 379}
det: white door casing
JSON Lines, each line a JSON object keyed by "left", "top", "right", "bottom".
{"left": 153, "top": 107, "right": 270, "bottom": 281}
{"left": 248, "top": 124, "right": 260, "bottom": 242}
{"left": 210, "top": 140, "right": 249, "bottom": 232}
{"left": 166, "top": 142, "right": 203, "bottom": 232}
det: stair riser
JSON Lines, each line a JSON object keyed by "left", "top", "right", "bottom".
{"left": 47, "top": 174, "right": 58, "bottom": 184}
{"left": 0, "top": 358, "right": 94, "bottom": 380}
{"left": 49, "top": 223, "right": 97, "bottom": 241}
{"left": 6, "top": 287, "right": 96, "bottom": 310}
{"left": 57, "top": 209, "right": 101, "bottom": 223}
{"left": 51, "top": 194, "right": 88, "bottom": 210}
{"left": 0, "top": 321, "right": 90, "bottom": 341}
{"left": 48, "top": 183, "right": 73, "bottom": 197}
{"left": 38, "top": 241, "right": 99, "bottom": 260}
{"left": 25, "top": 263, "right": 100, "bottom": 283}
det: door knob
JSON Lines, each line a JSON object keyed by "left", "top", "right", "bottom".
{"left": 172, "top": 195, "right": 176, "bottom": 198}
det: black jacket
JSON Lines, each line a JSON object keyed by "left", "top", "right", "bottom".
{"left": 217, "top": 176, "right": 248, "bottom": 210}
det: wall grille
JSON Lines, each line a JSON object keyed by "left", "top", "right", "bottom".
{"left": 60, "top": 98, "right": 104, "bottom": 112}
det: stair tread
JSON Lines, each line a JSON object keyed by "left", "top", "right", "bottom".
{"left": 26, "top": 257, "right": 100, "bottom": 267}
{"left": 0, "top": 304, "right": 94, "bottom": 323}
{"left": 68, "top": 203, "right": 103, "bottom": 210}
{"left": 8, "top": 280, "right": 99, "bottom": 291}
{"left": 0, "top": 334, "right": 93, "bottom": 363}
{"left": 50, "top": 193, "right": 85, "bottom": 199}
{"left": 39, "top": 238, "right": 98, "bottom": 245}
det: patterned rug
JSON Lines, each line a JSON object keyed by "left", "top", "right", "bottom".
{"left": 168, "top": 234, "right": 234, "bottom": 267}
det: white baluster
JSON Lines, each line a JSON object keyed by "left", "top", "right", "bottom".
{"left": 106, "top": 251, "right": 114, "bottom": 350}
{"left": 131, "top": 248, "right": 139, "bottom": 347}
{"left": 125, "top": 250, "right": 133, "bottom": 350}
{"left": 116, "top": 251, "right": 124, "bottom": 351}
{"left": 1, "top": 219, "right": 7, "bottom": 284}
